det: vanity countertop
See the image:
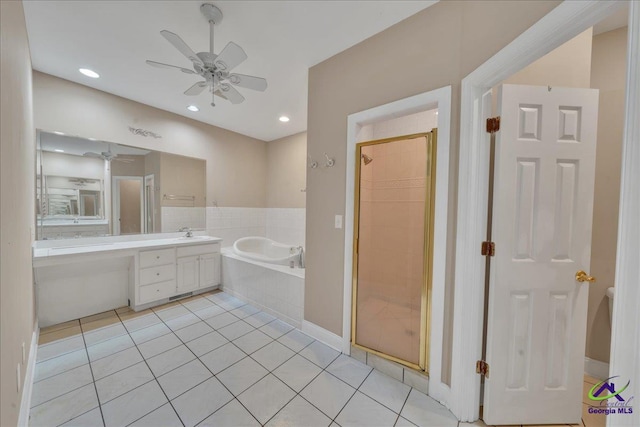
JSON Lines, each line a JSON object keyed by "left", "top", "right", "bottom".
{"left": 33, "top": 235, "right": 222, "bottom": 260}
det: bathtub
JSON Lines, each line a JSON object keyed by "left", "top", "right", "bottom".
{"left": 221, "top": 245, "right": 304, "bottom": 327}
{"left": 233, "top": 236, "right": 302, "bottom": 266}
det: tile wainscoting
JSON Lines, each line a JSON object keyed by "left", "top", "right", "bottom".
{"left": 206, "top": 207, "right": 305, "bottom": 248}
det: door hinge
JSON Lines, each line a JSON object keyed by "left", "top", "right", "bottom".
{"left": 476, "top": 360, "right": 490, "bottom": 378}
{"left": 481, "top": 241, "right": 495, "bottom": 256}
{"left": 486, "top": 116, "right": 500, "bottom": 134}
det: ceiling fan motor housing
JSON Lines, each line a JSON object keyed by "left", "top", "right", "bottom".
{"left": 200, "top": 4, "right": 223, "bottom": 25}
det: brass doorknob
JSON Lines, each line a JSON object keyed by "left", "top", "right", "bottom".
{"left": 576, "top": 270, "right": 596, "bottom": 283}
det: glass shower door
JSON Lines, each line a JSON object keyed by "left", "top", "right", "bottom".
{"left": 352, "top": 131, "right": 436, "bottom": 370}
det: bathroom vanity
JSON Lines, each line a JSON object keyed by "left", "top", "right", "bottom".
{"left": 33, "top": 234, "right": 222, "bottom": 327}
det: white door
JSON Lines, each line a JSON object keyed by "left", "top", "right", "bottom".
{"left": 177, "top": 256, "right": 199, "bottom": 292}
{"left": 199, "top": 253, "right": 220, "bottom": 288}
{"left": 484, "top": 84, "right": 599, "bottom": 425}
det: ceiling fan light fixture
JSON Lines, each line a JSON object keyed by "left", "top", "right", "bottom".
{"left": 279, "top": 116, "right": 290, "bottom": 123}
{"left": 187, "top": 105, "right": 200, "bottom": 112}
{"left": 79, "top": 68, "right": 100, "bottom": 78}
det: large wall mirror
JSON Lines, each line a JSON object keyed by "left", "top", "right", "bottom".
{"left": 36, "top": 130, "right": 206, "bottom": 240}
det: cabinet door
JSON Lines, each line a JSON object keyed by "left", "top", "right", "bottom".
{"left": 199, "top": 253, "right": 220, "bottom": 288}
{"left": 177, "top": 255, "right": 199, "bottom": 292}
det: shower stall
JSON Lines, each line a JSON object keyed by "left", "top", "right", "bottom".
{"left": 351, "top": 129, "right": 437, "bottom": 371}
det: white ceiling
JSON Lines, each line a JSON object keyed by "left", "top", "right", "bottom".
{"left": 23, "top": 1, "right": 436, "bottom": 141}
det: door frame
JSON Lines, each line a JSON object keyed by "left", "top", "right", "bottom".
{"left": 452, "top": 1, "right": 640, "bottom": 424}
{"left": 344, "top": 86, "right": 452, "bottom": 403}
{"left": 144, "top": 174, "right": 155, "bottom": 233}
{"left": 111, "top": 175, "right": 144, "bottom": 236}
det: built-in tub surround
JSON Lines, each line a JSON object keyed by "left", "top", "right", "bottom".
{"left": 221, "top": 247, "right": 304, "bottom": 327}
{"left": 33, "top": 232, "right": 221, "bottom": 326}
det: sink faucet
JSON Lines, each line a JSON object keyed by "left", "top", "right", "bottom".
{"left": 73, "top": 217, "right": 79, "bottom": 224}
{"left": 297, "top": 246, "right": 305, "bottom": 268}
{"left": 179, "top": 227, "right": 193, "bottom": 237}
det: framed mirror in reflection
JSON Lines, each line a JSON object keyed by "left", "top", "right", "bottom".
{"left": 36, "top": 130, "right": 206, "bottom": 240}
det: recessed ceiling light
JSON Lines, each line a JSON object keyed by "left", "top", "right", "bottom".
{"left": 279, "top": 116, "right": 290, "bottom": 122}
{"left": 54, "top": 149, "right": 64, "bottom": 153}
{"left": 53, "top": 131, "right": 65, "bottom": 135}
{"left": 79, "top": 68, "right": 100, "bottom": 78}
{"left": 187, "top": 105, "right": 199, "bottom": 112}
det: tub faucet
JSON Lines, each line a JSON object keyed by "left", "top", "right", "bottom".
{"left": 297, "top": 246, "right": 305, "bottom": 268}
{"left": 179, "top": 227, "right": 193, "bottom": 237}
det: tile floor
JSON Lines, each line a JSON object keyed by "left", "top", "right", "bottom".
{"left": 30, "top": 290, "right": 459, "bottom": 427}
{"left": 29, "top": 290, "right": 608, "bottom": 427}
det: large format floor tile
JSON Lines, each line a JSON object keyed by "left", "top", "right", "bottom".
{"left": 31, "top": 291, "right": 460, "bottom": 427}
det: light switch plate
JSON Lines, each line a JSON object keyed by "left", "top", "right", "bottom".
{"left": 335, "top": 215, "right": 343, "bottom": 229}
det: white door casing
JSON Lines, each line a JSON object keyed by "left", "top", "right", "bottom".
{"left": 483, "top": 84, "right": 599, "bottom": 425}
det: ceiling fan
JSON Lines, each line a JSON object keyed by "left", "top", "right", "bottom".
{"left": 83, "top": 144, "right": 134, "bottom": 163}
{"left": 146, "top": 3, "right": 267, "bottom": 107}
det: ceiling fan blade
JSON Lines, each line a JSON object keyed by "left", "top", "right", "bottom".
{"left": 214, "top": 42, "right": 247, "bottom": 72}
{"left": 219, "top": 83, "right": 245, "bottom": 104}
{"left": 160, "top": 30, "right": 204, "bottom": 66}
{"left": 184, "top": 81, "right": 208, "bottom": 96}
{"left": 213, "top": 90, "right": 227, "bottom": 100}
{"left": 146, "top": 60, "right": 195, "bottom": 74}
{"left": 228, "top": 74, "right": 267, "bottom": 92}
{"left": 83, "top": 152, "right": 103, "bottom": 159}
{"left": 114, "top": 157, "right": 135, "bottom": 163}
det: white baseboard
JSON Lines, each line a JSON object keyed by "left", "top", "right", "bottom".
{"left": 301, "top": 320, "right": 343, "bottom": 352}
{"left": 585, "top": 356, "right": 609, "bottom": 380}
{"left": 18, "top": 325, "right": 39, "bottom": 427}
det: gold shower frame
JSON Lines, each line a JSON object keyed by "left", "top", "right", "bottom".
{"left": 350, "top": 129, "right": 437, "bottom": 373}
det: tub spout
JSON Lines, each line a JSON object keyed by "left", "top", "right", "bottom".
{"left": 297, "top": 246, "right": 305, "bottom": 268}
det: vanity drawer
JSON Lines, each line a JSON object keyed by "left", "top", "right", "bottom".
{"left": 177, "top": 243, "right": 219, "bottom": 258}
{"left": 140, "top": 248, "right": 175, "bottom": 268}
{"left": 140, "top": 264, "right": 176, "bottom": 286}
{"left": 139, "top": 280, "right": 176, "bottom": 303}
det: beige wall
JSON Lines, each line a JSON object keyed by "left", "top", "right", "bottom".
{"left": 305, "top": 0, "right": 561, "bottom": 337}
{"left": 160, "top": 153, "right": 206, "bottom": 208}
{"left": 33, "top": 72, "right": 268, "bottom": 208}
{"left": 587, "top": 26, "right": 627, "bottom": 363}
{"left": 266, "top": 132, "right": 307, "bottom": 208}
{"left": 110, "top": 155, "right": 146, "bottom": 177}
{"left": 504, "top": 29, "right": 593, "bottom": 87}
{"left": 0, "top": 2, "right": 36, "bottom": 425}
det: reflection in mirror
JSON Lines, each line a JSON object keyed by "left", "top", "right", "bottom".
{"left": 36, "top": 130, "right": 206, "bottom": 240}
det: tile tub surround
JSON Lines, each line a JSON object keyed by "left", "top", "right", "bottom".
{"left": 221, "top": 248, "right": 304, "bottom": 328}
{"left": 29, "top": 291, "right": 459, "bottom": 427}
{"left": 205, "top": 207, "right": 305, "bottom": 248}
{"left": 161, "top": 207, "right": 206, "bottom": 233}
{"left": 265, "top": 208, "right": 306, "bottom": 248}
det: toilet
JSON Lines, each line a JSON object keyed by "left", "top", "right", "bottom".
{"left": 607, "top": 287, "right": 615, "bottom": 327}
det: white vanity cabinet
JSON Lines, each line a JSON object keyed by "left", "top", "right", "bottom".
{"left": 176, "top": 244, "right": 221, "bottom": 293}
{"left": 138, "top": 248, "right": 177, "bottom": 304}
{"left": 34, "top": 236, "right": 222, "bottom": 327}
